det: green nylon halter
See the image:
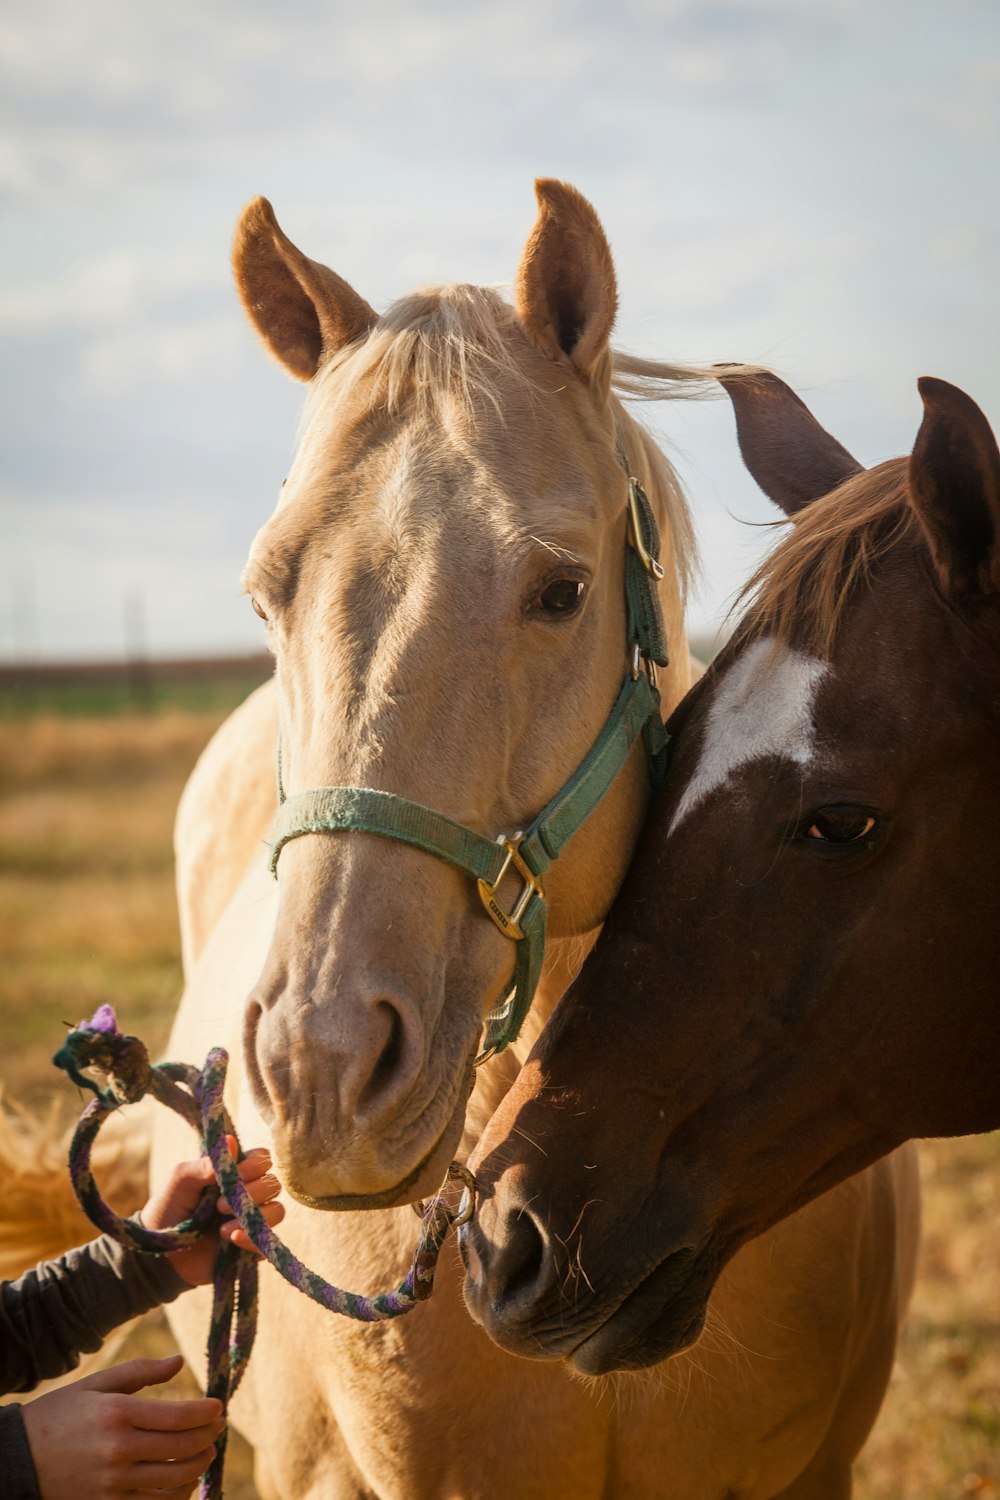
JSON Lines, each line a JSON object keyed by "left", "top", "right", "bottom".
{"left": 268, "top": 444, "right": 669, "bottom": 1058}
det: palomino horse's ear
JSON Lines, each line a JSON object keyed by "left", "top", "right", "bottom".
{"left": 232, "top": 197, "right": 378, "bottom": 381}
{"left": 719, "top": 369, "right": 863, "bottom": 517}
{"left": 514, "top": 179, "right": 617, "bottom": 383}
{"left": 910, "top": 377, "right": 1000, "bottom": 598}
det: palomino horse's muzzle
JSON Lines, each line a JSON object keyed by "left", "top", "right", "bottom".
{"left": 267, "top": 442, "right": 670, "bottom": 1062}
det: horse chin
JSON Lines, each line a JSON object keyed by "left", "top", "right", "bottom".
{"left": 277, "top": 1050, "right": 476, "bottom": 1211}
{"left": 566, "top": 1257, "right": 712, "bottom": 1375}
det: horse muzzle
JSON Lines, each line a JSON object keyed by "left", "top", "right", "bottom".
{"left": 460, "top": 1177, "right": 715, "bottom": 1373}
{"left": 243, "top": 973, "right": 477, "bottom": 1206}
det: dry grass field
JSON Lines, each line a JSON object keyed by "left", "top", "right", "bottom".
{"left": 0, "top": 706, "right": 996, "bottom": 1498}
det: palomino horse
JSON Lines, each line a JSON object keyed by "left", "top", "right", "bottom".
{"left": 156, "top": 189, "right": 916, "bottom": 1498}
{"left": 464, "top": 374, "right": 999, "bottom": 1397}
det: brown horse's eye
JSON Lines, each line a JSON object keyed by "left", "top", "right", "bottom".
{"left": 251, "top": 598, "right": 269, "bottom": 622}
{"left": 535, "top": 578, "right": 585, "bottom": 616}
{"left": 805, "top": 809, "right": 876, "bottom": 843}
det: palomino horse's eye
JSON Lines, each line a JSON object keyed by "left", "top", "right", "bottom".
{"left": 251, "top": 598, "right": 269, "bottom": 622}
{"left": 805, "top": 808, "right": 876, "bottom": 844}
{"left": 535, "top": 578, "right": 585, "bottom": 616}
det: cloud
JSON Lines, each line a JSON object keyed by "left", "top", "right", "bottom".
{"left": 0, "top": 0, "right": 869, "bottom": 201}
{"left": 2, "top": 0, "right": 997, "bottom": 657}
{"left": 0, "top": 246, "right": 219, "bottom": 331}
{"left": 2, "top": 483, "right": 263, "bottom": 659}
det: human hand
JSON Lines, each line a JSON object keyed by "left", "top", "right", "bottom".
{"left": 22, "top": 1354, "right": 222, "bottom": 1500}
{"left": 143, "top": 1136, "right": 285, "bottom": 1286}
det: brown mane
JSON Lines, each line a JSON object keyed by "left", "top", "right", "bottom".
{"left": 740, "top": 457, "right": 923, "bottom": 654}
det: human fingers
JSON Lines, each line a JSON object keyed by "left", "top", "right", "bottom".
{"left": 126, "top": 1445, "right": 218, "bottom": 1490}
{"left": 222, "top": 1197, "right": 286, "bottom": 1250}
{"left": 127, "top": 1392, "right": 224, "bottom": 1431}
{"left": 218, "top": 1170, "right": 281, "bottom": 1215}
{"left": 142, "top": 1155, "right": 216, "bottom": 1231}
{"left": 118, "top": 1413, "right": 224, "bottom": 1458}
{"left": 219, "top": 1145, "right": 274, "bottom": 1196}
{"left": 83, "top": 1354, "right": 184, "bottom": 1394}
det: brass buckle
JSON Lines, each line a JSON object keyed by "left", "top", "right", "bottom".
{"left": 626, "top": 477, "right": 665, "bottom": 581}
{"left": 477, "top": 836, "right": 543, "bottom": 941}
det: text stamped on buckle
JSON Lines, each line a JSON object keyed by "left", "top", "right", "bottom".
{"left": 477, "top": 837, "right": 543, "bottom": 941}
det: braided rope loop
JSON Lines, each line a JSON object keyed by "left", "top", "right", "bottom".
{"left": 53, "top": 1010, "right": 473, "bottom": 1500}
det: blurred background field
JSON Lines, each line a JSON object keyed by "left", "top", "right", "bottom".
{"left": 0, "top": 667, "right": 268, "bottom": 1497}
{"left": 0, "top": 683, "right": 996, "bottom": 1499}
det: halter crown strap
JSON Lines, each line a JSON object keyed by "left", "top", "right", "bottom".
{"left": 268, "top": 439, "right": 670, "bottom": 1055}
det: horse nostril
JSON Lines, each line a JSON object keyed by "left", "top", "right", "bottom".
{"left": 357, "top": 1000, "right": 408, "bottom": 1116}
{"left": 243, "top": 998, "right": 274, "bottom": 1122}
{"left": 490, "top": 1204, "right": 549, "bottom": 1309}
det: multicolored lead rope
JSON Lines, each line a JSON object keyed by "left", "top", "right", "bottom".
{"left": 52, "top": 1005, "right": 476, "bottom": 1500}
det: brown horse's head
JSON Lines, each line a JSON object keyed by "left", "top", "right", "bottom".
{"left": 233, "top": 183, "right": 697, "bottom": 1208}
{"left": 463, "top": 373, "right": 1000, "bottom": 1372}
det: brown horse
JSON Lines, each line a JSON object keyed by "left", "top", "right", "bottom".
{"left": 463, "top": 373, "right": 998, "bottom": 1389}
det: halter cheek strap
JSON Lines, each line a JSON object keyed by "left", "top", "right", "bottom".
{"left": 267, "top": 447, "right": 669, "bottom": 1058}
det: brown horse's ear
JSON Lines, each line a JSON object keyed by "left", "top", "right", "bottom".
{"left": 909, "top": 377, "right": 1000, "bottom": 598}
{"left": 232, "top": 197, "right": 378, "bottom": 381}
{"left": 719, "top": 369, "right": 864, "bottom": 517}
{"left": 514, "top": 179, "right": 617, "bottom": 384}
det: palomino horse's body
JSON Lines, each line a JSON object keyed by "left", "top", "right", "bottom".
{"left": 157, "top": 188, "right": 917, "bottom": 1498}
{"left": 465, "top": 373, "right": 1000, "bottom": 1389}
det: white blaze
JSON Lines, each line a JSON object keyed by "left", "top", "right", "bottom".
{"left": 669, "top": 638, "right": 828, "bottom": 833}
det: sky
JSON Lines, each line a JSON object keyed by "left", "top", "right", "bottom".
{"left": 2, "top": 0, "right": 998, "bottom": 661}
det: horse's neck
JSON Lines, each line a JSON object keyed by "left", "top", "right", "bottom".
{"left": 464, "top": 930, "right": 599, "bottom": 1142}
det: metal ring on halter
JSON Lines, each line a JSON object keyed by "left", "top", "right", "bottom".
{"left": 630, "top": 641, "right": 658, "bottom": 690}
{"left": 412, "top": 1161, "right": 479, "bottom": 1226}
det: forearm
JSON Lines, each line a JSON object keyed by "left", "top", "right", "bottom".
{"left": 0, "top": 1235, "right": 186, "bottom": 1395}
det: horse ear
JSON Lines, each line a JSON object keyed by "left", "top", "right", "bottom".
{"left": 515, "top": 179, "right": 617, "bottom": 383}
{"left": 909, "top": 377, "right": 1000, "bottom": 598}
{"left": 719, "top": 369, "right": 864, "bottom": 518}
{"left": 232, "top": 197, "right": 378, "bottom": 381}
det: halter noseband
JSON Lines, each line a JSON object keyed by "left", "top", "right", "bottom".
{"left": 267, "top": 442, "right": 669, "bottom": 1059}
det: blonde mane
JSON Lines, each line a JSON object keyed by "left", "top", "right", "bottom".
{"left": 739, "top": 457, "right": 921, "bottom": 654}
{"left": 298, "top": 283, "right": 745, "bottom": 601}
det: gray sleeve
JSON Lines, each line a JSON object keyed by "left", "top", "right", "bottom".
{"left": 0, "top": 1405, "right": 41, "bottom": 1500}
{"left": 0, "top": 1235, "right": 188, "bottom": 1396}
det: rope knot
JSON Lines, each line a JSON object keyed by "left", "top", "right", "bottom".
{"left": 52, "top": 1004, "right": 153, "bottom": 1104}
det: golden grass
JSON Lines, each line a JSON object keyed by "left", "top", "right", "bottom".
{"left": 856, "top": 1133, "right": 999, "bottom": 1499}
{"left": 0, "top": 710, "right": 262, "bottom": 1496}
{"left": 0, "top": 710, "right": 996, "bottom": 1499}
{"left": 0, "top": 714, "right": 207, "bottom": 1101}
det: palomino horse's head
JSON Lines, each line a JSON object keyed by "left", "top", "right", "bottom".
{"left": 463, "top": 374, "right": 1000, "bottom": 1373}
{"left": 236, "top": 182, "right": 696, "bottom": 1208}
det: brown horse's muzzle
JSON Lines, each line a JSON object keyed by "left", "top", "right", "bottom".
{"left": 460, "top": 1146, "right": 718, "bottom": 1374}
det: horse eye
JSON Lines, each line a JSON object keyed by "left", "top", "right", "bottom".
{"left": 535, "top": 578, "right": 585, "bottom": 615}
{"left": 251, "top": 598, "right": 269, "bottom": 622}
{"left": 805, "top": 809, "right": 876, "bottom": 843}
